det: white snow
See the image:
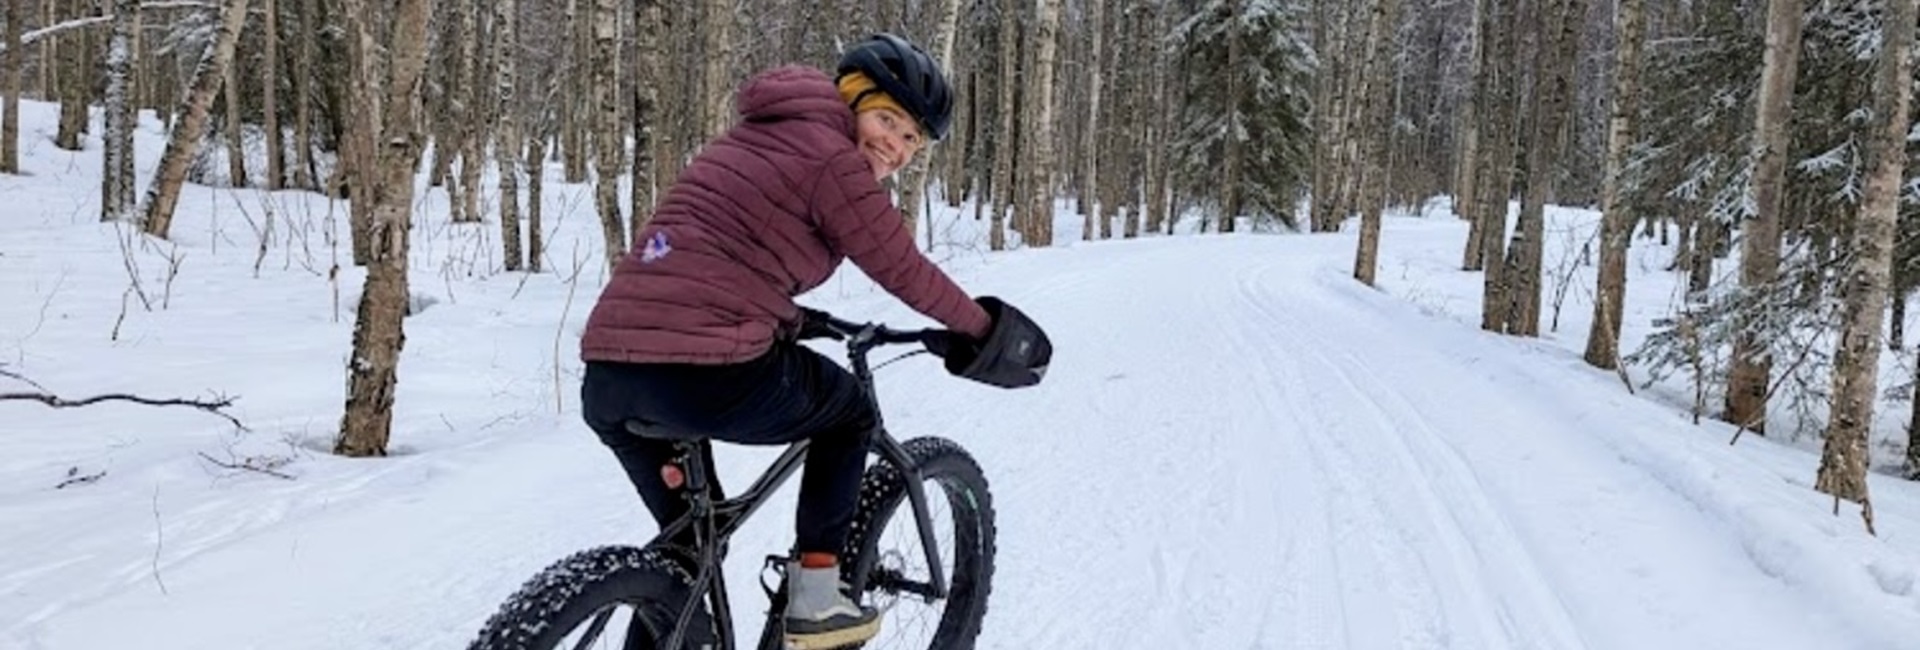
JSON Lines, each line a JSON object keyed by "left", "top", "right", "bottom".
{"left": 5, "top": 98, "right": 1920, "bottom": 649}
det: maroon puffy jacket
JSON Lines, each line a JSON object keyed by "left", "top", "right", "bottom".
{"left": 580, "top": 66, "right": 991, "bottom": 365}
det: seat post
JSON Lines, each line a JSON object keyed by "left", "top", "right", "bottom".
{"left": 676, "top": 439, "right": 713, "bottom": 512}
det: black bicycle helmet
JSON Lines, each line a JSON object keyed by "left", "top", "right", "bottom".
{"left": 836, "top": 33, "right": 954, "bottom": 141}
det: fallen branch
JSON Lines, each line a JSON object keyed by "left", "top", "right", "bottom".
{"left": 2, "top": 388, "right": 247, "bottom": 431}
{"left": 196, "top": 451, "right": 294, "bottom": 480}
{"left": 55, "top": 466, "right": 108, "bottom": 489}
{"left": 0, "top": 364, "right": 49, "bottom": 393}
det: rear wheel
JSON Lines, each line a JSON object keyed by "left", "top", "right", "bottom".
{"left": 841, "top": 437, "right": 996, "bottom": 649}
{"left": 467, "top": 545, "right": 714, "bottom": 650}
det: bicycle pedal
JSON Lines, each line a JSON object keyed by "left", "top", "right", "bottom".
{"left": 760, "top": 553, "right": 793, "bottom": 599}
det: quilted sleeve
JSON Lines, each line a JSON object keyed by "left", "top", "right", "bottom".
{"left": 810, "top": 151, "right": 991, "bottom": 338}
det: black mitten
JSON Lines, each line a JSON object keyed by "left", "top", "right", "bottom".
{"left": 954, "top": 297, "right": 1051, "bottom": 388}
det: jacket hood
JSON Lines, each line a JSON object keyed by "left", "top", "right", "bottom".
{"left": 734, "top": 66, "right": 854, "bottom": 133}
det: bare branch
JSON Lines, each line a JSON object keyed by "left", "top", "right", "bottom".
{"left": 55, "top": 466, "right": 108, "bottom": 489}
{"left": 0, "top": 364, "right": 50, "bottom": 393}
{"left": 2, "top": 384, "right": 247, "bottom": 431}
{"left": 196, "top": 451, "right": 295, "bottom": 480}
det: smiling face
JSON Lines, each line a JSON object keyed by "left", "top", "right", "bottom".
{"left": 853, "top": 106, "right": 926, "bottom": 180}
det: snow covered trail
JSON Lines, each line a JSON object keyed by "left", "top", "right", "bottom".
{"left": 13, "top": 235, "right": 1920, "bottom": 649}
{"left": 966, "top": 236, "right": 1911, "bottom": 650}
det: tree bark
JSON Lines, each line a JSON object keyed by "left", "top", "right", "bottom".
{"left": 1497, "top": 0, "right": 1585, "bottom": 337}
{"left": 898, "top": 0, "right": 962, "bottom": 241}
{"left": 1475, "top": 0, "right": 1518, "bottom": 330}
{"left": 292, "top": 0, "right": 315, "bottom": 189}
{"left": 528, "top": 120, "right": 548, "bottom": 273}
{"left": 102, "top": 0, "right": 138, "bottom": 222}
{"left": 1222, "top": 0, "right": 1246, "bottom": 235}
{"left": 498, "top": 0, "right": 524, "bottom": 271}
{"left": 453, "top": 0, "right": 482, "bottom": 223}
{"left": 223, "top": 39, "right": 247, "bottom": 188}
{"left": 337, "top": 0, "right": 433, "bottom": 458}
{"left": 1080, "top": 0, "right": 1103, "bottom": 241}
{"left": 631, "top": 0, "right": 661, "bottom": 237}
{"left": 561, "top": 0, "right": 587, "bottom": 183}
{"left": 990, "top": 0, "right": 1018, "bottom": 251}
{"left": 1583, "top": 0, "right": 1645, "bottom": 370}
{"left": 1145, "top": 0, "right": 1171, "bottom": 235}
{"left": 263, "top": 0, "right": 283, "bottom": 189}
{"left": 1354, "top": 0, "right": 1402, "bottom": 285}
{"left": 593, "top": 0, "right": 626, "bottom": 271}
{"left": 702, "top": 0, "right": 733, "bottom": 141}
{"left": 1025, "top": 0, "right": 1061, "bottom": 247}
{"left": 140, "top": 0, "right": 251, "bottom": 239}
{"left": 3, "top": 0, "right": 23, "bottom": 174}
{"left": 1818, "top": 0, "right": 1914, "bottom": 507}
{"left": 54, "top": 0, "right": 85, "bottom": 152}
{"left": 1727, "top": 0, "right": 1805, "bottom": 434}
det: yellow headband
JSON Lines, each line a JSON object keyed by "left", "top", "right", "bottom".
{"left": 837, "top": 71, "right": 909, "bottom": 118}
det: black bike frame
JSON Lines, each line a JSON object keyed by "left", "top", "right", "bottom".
{"left": 641, "top": 317, "right": 952, "bottom": 650}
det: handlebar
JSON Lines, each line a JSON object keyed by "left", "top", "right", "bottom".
{"left": 799, "top": 307, "right": 936, "bottom": 347}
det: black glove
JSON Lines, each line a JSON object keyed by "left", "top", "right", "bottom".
{"left": 921, "top": 329, "right": 981, "bottom": 366}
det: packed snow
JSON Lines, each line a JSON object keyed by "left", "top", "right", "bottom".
{"left": 5, "top": 99, "right": 1920, "bottom": 649}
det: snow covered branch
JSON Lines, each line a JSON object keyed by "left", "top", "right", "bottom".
{"left": 1, "top": 1, "right": 220, "bottom": 53}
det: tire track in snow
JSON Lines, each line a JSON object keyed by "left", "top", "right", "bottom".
{"left": 1228, "top": 262, "right": 1590, "bottom": 650}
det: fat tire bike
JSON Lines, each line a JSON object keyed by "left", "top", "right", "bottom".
{"left": 467, "top": 310, "right": 997, "bottom": 650}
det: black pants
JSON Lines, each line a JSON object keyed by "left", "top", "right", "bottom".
{"left": 581, "top": 342, "right": 876, "bottom": 555}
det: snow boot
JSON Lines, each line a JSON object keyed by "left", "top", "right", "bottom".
{"left": 782, "top": 561, "right": 880, "bottom": 650}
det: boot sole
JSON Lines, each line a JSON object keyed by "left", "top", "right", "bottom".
{"left": 783, "top": 617, "right": 881, "bottom": 650}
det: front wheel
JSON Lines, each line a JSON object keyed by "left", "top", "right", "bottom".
{"left": 842, "top": 436, "right": 997, "bottom": 650}
{"left": 467, "top": 545, "right": 714, "bottom": 650}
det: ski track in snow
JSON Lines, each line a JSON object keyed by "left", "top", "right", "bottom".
{"left": 10, "top": 230, "right": 1920, "bottom": 648}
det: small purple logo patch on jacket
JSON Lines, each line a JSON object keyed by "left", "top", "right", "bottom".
{"left": 641, "top": 231, "right": 672, "bottom": 263}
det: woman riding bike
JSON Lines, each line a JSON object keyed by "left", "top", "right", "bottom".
{"left": 577, "top": 33, "right": 1048, "bottom": 650}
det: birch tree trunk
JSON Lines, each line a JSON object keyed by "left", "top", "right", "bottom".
{"left": 1080, "top": 0, "right": 1103, "bottom": 241}
{"left": 102, "top": 0, "right": 138, "bottom": 222}
{"left": 263, "top": 0, "right": 283, "bottom": 189}
{"left": 1144, "top": 0, "right": 1170, "bottom": 235}
{"left": 1817, "top": 0, "right": 1914, "bottom": 514}
{"left": 1727, "top": 0, "right": 1804, "bottom": 434}
{"left": 1311, "top": 0, "right": 1359, "bottom": 233}
{"left": 140, "top": 0, "right": 251, "bottom": 239}
{"left": 1453, "top": 0, "right": 1484, "bottom": 227}
{"left": 292, "top": 0, "right": 314, "bottom": 189}
{"left": 453, "top": 0, "right": 482, "bottom": 223}
{"left": 344, "top": 0, "right": 386, "bottom": 263}
{"left": 990, "top": 0, "right": 1019, "bottom": 251}
{"left": 593, "top": 0, "right": 626, "bottom": 271}
{"left": 1026, "top": 0, "right": 1061, "bottom": 247}
{"left": 898, "top": 0, "right": 962, "bottom": 240}
{"left": 497, "top": 0, "right": 524, "bottom": 271}
{"left": 703, "top": 0, "right": 733, "bottom": 141}
{"left": 1583, "top": 0, "right": 1645, "bottom": 370}
{"left": 337, "top": 0, "right": 433, "bottom": 458}
{"left": 528, "top": 116, "right": 549, "bottom": 273}
{"left": 1475, "top": 0, "right": 1519, "bottom": 330}
{"left": 630, "top": 0, "right": 660, "bottom": 235}
{"left": 223, "top": 42, "right": 247, "bottom": 187}
{"left": 561, "top": 0, "right": 587, "bottom": 182}
{"left": 1496, "top": 0, "right": 1586, "bottom": 337}
{"left": 2, "top": 0, "right": 22, "bottom": 174}
{"left": 1353, "top": 0, "right": 1401, "bottom": 285}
